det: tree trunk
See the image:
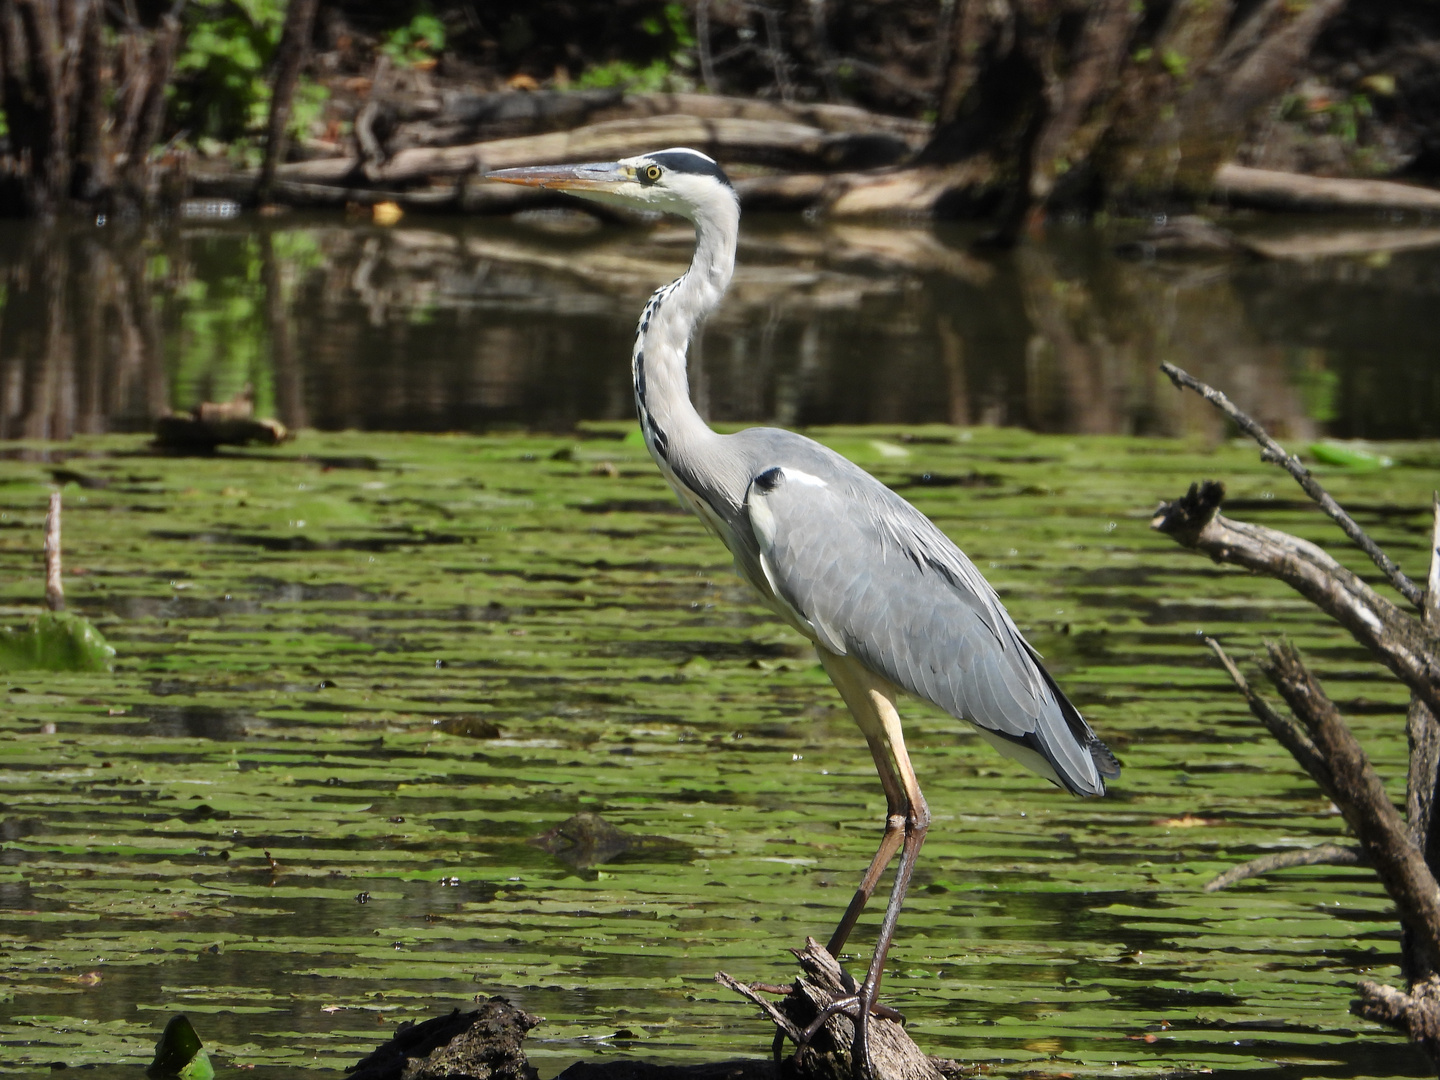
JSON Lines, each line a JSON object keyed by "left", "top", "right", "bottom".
{"left": 921, "top": 0, "right": 1349, "bottom": 219}
{"left": 258, "top": 0, "right": 320, "bottom": 204}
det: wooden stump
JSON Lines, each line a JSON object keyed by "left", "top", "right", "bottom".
{"left": 718, "top": 939, "right": 955, "bottom": 1080}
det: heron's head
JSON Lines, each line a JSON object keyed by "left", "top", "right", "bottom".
{"left": 488, "top": 148, "right": 737, "bottom": 226}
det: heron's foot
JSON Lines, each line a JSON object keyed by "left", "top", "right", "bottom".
{"left": 790, "top": 992, "right": 904, "bottom": 1080}
{"left": 797, "top": 995, "right": 905, "bottom": 1047}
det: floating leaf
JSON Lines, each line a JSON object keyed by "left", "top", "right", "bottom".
{"left": 0, "top": 611, "right": 115, "bottom": 672}
{"left": 147, "top": 1014, "right": 214, "bottom": 1080}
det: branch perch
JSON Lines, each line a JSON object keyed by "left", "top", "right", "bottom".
{"left": 1353, "top": 975, "right": 1440, "bottom": 1058}
{"left": 718, "top": 939, "right": 944, "bottom": 1080}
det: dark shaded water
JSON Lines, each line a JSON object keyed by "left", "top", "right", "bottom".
{"left": 0, "top": 212, "right": 1438, "bottom": 442}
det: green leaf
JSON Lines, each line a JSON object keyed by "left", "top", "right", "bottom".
{"left": 147, "top": 1015, "right": 213, "bottom": 1080}
{"left": 1309, "top": 441, "right": 1393, "bottom": 470}
{"left": 0, "top": 611, "right": 115, "bottom": 672}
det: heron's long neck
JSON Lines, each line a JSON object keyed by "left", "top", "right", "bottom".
{"left": 632, "top": 202, "right": 739, "bottom": 495}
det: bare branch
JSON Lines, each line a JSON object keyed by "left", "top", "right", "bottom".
{"left": 1160, "top": 362, "right": 1423, "bottom": 609}
{"left": 43, "top": 491, "right": 62, "bottom": 611}
{"left": 715, "top": 971, "right": 805, "bottom": 1045}
{"left": 1155, "top": 483, "right": 1440, "bottom": 719}
{"left": 1260, "top": 640, "right": 1440, "bottom": 974}
{"left": 1204, "top": 635, "right": 1333, "bottom": 796}
{"left": 1205, "top": 843, "right": 1364, "bottom": 893}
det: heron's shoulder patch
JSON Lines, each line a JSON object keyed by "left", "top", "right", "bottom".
{"left": 750, "top": 466, "right": 828, "bottom": 496}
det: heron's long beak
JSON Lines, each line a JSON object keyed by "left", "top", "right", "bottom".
{"left": 486, "top": 162, "right": 629, "bottom": 191}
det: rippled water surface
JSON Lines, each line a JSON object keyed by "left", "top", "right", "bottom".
{"left": 0, "top": 423, "right": 1437, "bottom": 1077}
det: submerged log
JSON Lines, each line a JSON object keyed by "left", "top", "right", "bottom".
{"left": 347, "top": 999, "right": 540, "bottom": 1080}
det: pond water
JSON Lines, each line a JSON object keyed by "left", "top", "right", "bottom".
{"left": 0, "top": 212, "right": 1438, "bottom": 441}
{"left": 0, "top": 425, "right": 1437, "bottom": 1078}
{"left": 0, "top": 211, "right": 1439, "bottom": 1078}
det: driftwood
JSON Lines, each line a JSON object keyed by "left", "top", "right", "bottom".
{"left": 1215, "top": 163, "right": 1440, "bottom": 215}
{"left": 260, "top": 114, "right": 915, "bottom": 190}
{"left": 153, "top": 387, "right": 289, "bottom": 451}
{"left": 1153, "top": 363, "right": 1440, "bottom": 1065}
{"left": 389, "top": 90, "right": 931, "bottom": 149}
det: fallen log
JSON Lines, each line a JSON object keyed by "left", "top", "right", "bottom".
{"left": 269, "top": 115, "right": 914, "bottom": 190}
{"left": 735, "top": 162, "right": 998, "bottom": 218}
{"left": 1215, "top": 163, "right": 1440, "bottom": 214}
{"left": 384, "top": 89, "right": 931, "bottom": 149}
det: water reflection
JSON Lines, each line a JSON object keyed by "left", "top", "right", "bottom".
{"left": 0, "top": 213, "right": 1436, "bottom": 440}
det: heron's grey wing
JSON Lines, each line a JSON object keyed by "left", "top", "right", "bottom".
{"left": 744, "top": 465, "right": 1116, "bottom": 796}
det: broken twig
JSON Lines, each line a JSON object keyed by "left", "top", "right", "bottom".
{"left": 44, "top": 492, "right": 63, "bottom": 612}
{"left": 1204, "top": 635, "right": 1333, "bottom": 795}
{"left": 1160, "top": 362, "right": 1423, "bottom": 608}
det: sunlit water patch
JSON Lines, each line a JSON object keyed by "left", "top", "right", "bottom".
{"left": 0, "top": 427, "right": 1435, "bottom": 1078}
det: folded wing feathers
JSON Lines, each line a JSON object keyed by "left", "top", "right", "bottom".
{"left": 746, "top": 469, "right": 1116, "bottom": 797}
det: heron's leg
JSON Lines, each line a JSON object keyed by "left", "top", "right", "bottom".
{"left": 815, "top": 653, "right": 931, "bottom": 1078}
{"left": 816, "top": 651, "right": 910, "bottom": 957}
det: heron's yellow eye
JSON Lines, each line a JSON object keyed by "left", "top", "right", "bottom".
{"left": 644, "top": 164, "right": 662, "bottom": 182}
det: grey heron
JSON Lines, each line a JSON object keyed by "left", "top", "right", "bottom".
{"left": 490, "top": 148, "right": 1119, "bottom": 1072}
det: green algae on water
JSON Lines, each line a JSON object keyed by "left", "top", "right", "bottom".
{"left": 0, "top": 428, "right": 1436, "bottom": 1078}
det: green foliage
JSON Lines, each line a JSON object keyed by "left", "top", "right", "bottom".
{"left": 381, "top": 10, "right": 446, "bottom": 67}
{"left": 575, "top": 59, "right": 674, "bottom": 92}
{"left": 575, "top": 3, "right": 696, "bottom": 92}
{"left": 172, "top": 0, "right": 328, "bottom": 152}
{"left": 1160, "top": 48, "right": 1188, "bottom": 79}
{"left": 174, "top": 0, "right": 287, "bottom": 141}
{"left": 288, "top": 77, "right": 329, "bottom": 139}
{"left": 1280, "top": 89, "right": 1374, "bottom": 146}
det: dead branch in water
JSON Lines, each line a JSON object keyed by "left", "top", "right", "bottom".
{"left": 1155, "top": 364, "right": 1440, "bottom": 1062}
{"left": 1205, "top": 844, "right": 1365, "bottom": 893}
